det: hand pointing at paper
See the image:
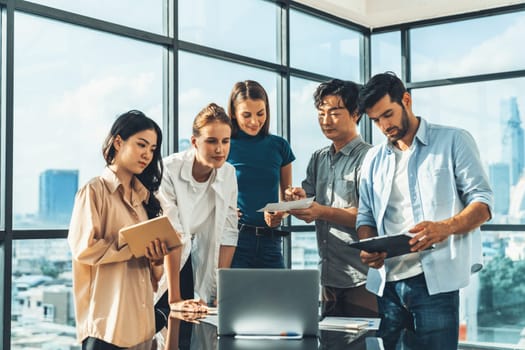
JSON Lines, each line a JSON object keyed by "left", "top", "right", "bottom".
{"left": 284, "top": 186, "right": 319, "bottom": 223}
{"left": 284, "top": 186, "right": 306, "bottom": 201}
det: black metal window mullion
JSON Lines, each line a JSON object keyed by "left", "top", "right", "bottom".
{"left": 2, "top": 0, "right": 14, "bottom": 348}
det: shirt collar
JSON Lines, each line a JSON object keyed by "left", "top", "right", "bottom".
{"left": 180, "top": 148, "right": 221, "bottom": 184}
{"left": 386, "top": 116, "right": 428, "bottom": 150}
{"left": 101, "top": 167, "right": 150, "bottom": 204}
{"left": 413, "top": 117, "right": 429, "bottom": 146}
{"left": 331, "top": 135, "right": 365, "bottom": 156}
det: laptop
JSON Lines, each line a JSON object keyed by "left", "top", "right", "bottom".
{"left": 217, "top": 268, "right": 320, "bottom": 337}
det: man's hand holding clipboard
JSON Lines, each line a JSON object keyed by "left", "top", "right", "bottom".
{"left": 349, "top": 232, "right": 434, "bottom": 258}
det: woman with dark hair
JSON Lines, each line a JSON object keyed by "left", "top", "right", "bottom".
{"left": 68, "top": 110, "right": 185, "bottom": 349}
{"left": 154, "top": 103, "right": 238, "bottom": 329}
{"left": 227, "top": 80, "right": 295, "bottom": 268}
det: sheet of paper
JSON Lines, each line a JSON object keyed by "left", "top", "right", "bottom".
{"left": 256, "top": 197, "right": 315, "bottom": 212}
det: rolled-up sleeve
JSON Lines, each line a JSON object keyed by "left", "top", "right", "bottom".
{"left": 453, "top": 129, "right": 494, "bottom": 217}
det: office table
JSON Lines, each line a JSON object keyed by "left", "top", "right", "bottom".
{"left": 126, "top": 313, "right": 453, "bottom": 349}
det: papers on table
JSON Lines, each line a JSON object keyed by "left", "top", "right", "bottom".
{"left": 234, "top": 334, "right": 303, "bottom": 340}
{"left": 256, "top": 197, "right": 315, "bottom": 212}
{"left": 319, "top": 317, "right": 381, "bottom": 331}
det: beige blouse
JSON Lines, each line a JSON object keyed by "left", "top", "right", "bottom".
{"left": 68, "top": 168, "right": 157, "bottom": 347}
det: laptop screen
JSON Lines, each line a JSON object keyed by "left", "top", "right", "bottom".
{"left": 217, "top": 269, "right": 320, "bottom": 337}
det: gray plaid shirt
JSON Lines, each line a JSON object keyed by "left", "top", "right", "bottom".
{"left": 302, "top": 136, "right": 371, "bottom": 288}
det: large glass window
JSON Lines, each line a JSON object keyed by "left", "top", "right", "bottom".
{"left": 371, "top": 31, "right": 401, "bottom": 76}
{"left": 11, "top": 239, "right": 76, "bottom": 349}
{"left": 13, "top": 14, "right": 163, "bottom": 229}
{"left": 28, "top": 0, "right": 165, "bottom": 34}
{"left": 178, "top": 51, "right": 278, "bottom": 148}
{"left": 289, "top": 77, "right": 328, "bottom": 268}
{"left": 179, "top": 0, "right": 278, "bottom": 63}
{"left": 463, "top": 231, "right": 524, "bottom": 344}
{"left": 411, "top": 78, "right": 525, "bottom": 225}
{"left": 412, "top": 81, "right": 525, "bottom": 346}
{"left": 290, "top": 10, "right": 362, "bottom": 80}
{"left": 411, "top": 11, "right": 525, "bottom": 81}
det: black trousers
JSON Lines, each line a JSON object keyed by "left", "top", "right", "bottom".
{"left": 82, "top": 337, "right": 124, "bottom": 350}
{"left": 154, "top": 255, "right": 194, "bottom": 332}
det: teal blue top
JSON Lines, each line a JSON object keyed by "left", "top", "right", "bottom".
{"left": 227, "top": 130, "right": 295, "bottom": 226}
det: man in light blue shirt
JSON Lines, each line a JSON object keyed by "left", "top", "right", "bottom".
{"left": 356, "top": 72, "right": 493, "bottom": 349}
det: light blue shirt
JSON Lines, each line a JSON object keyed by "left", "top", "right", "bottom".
{"left": 356, "top": 118, "right": 493, "bottom": 296}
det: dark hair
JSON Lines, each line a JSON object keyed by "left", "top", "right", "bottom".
{"left": 314, "top": 79, "right": 362, "bottom": 124}
{"left": 358, "top": 71, "right": 407, "bottom": 115}
{"left": 102, "top": 110, "right": 164, "bottom": 219}
{"left": 193, "top": 103, "right": 232, "bottom": 137}
{"left": 228, "top": 80, "right": 270, "bottom": 137}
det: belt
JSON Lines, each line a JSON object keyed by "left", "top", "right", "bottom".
{"left": 238, "top": 224, "right": 290, "bottom": 237}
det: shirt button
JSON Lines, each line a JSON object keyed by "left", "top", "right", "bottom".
{"left": 323, "top": 240, "right": 327, "bottom": 244}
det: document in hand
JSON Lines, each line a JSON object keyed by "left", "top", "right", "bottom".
{"left": 256, "top": 197, "right": 315, "bottom": 212}
{"left": 348, "top": 233, "right": 434, "bottom": 258}
{"left": 119, "top": 216, "right": 182, "bottom": 258}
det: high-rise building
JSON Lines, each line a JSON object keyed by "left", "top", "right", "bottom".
{"left": 39, "top": 169, "right": 78, "bottom": 225}
{"left": 489, "top": 163, "right": 510, "bottom": 215}
{"left": 501, "top": 97, "right": 524, "bottom": 186}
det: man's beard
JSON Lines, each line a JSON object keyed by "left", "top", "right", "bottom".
{"left": 385, "top": 108, "right": 409, "bottom": 143}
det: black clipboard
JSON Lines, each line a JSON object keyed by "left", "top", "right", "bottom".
{"left": 348, "top": 233, "right": 433, "bottom": 258}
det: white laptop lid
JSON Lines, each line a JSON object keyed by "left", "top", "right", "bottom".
{"left": 217, "top": 269, "right": 320, "bottom": 336}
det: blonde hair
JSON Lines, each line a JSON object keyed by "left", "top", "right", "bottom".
{"left": 192, "top": 103, "right": 232, "bottom": 137}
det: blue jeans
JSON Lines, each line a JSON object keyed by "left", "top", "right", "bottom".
{"left": 231, "top": 227, "right": 284, "bottom": 268}
{"left": 378, "top": 273, "right": 459, "bottom": 350}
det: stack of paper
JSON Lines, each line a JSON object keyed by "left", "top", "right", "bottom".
{"left": 319, "top": 317, "right": 378, "bottom": 331}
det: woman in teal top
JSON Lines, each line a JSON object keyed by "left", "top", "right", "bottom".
{"left": 227, "top": 80, "right": 295, "bottom": 268}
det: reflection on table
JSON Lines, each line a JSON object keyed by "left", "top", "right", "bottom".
{"left": 129, "top": 311, "right": 377, "bottom": 350}
{"left": 128, "top": 311, "right": 452, "bottom": 350}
